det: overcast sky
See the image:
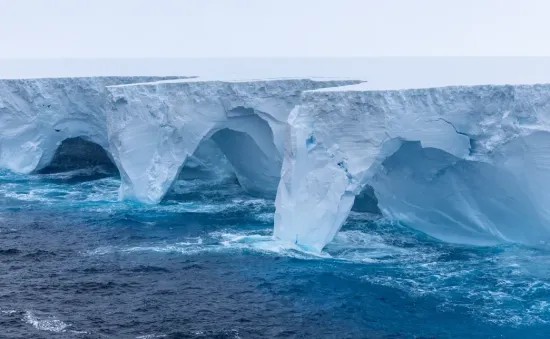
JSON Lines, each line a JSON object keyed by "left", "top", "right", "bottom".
{"left": 1, "top": 0, "right": 549, "bottom": 58}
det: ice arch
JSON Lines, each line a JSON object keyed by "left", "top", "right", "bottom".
{"left": 106, "top": 78, "right": 361, "bottom": 203}
{"left": 0, "top": 76, "right": 183, "bottom": 174}
{"left": 274, "top": 83, "right": 550, "bottom": 252}
{"left": 109, "top": 107, "right": 281, "bottom": 203}
{"left": 37, "top": 137, "right": 118, "bottom": 174}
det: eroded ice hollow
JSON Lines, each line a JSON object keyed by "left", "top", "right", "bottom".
{"left": 106, "top": 78, "right": 361, "bottom": 203}
{"left": 274, "top": 82, "right": 550, "bottom": 252}
{"left": 0, "top": 76, "right": 185, "bottom": 174}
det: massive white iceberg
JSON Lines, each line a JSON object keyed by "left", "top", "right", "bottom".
{"left": 7, "top": 74, "right": 550, "bottom": 252}
{"left": 274, "top": 82, "right": 550, "bottom": 251}
{"left": 105, "top": 78, "right": 361, "bottom": 203}
{"left": 0, "top": 76, "right": 184, "bottom": 174}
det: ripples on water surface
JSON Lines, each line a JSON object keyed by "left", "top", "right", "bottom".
{"left": 1, "top": 168, "right": 550, "bottom": 338}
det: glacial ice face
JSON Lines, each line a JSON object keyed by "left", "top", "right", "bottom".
{"left": 274, "top": 84, "right": 550, "bottom": 251}
{"left": 0, "top": 76, "right": 182, "bottom": 174}
{"left": 106, "top": 78, "right": 360, "bottom": 203}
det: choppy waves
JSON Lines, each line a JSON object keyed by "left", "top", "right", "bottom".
{"left": 1, "top": 168, "right": 550, "bottom": 337}
{"left": 84, "top": 223, "right": 550, "bottom": 328}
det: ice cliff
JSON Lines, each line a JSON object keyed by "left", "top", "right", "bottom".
{"left": 0, "top": 76, "right": 183, "bottom": 174}
{"left": 275, "top": 83, "right": 550, "bottom": 251}
{"left": 106, "top": 78, "right": 360, "bottom": 203}
{"left": 6, "top": 75, "right": 550, "bottom": 253}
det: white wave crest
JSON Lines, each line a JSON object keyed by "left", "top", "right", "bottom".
{"left": 23, "top": 311, "right": 68, "bottom": 333}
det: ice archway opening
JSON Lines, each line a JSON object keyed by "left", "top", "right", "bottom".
{"left": 164, "top": 112, "right": 283, "bottom": 202}
{"left": 37, "top": 137, "right": 118, "bottom": 176}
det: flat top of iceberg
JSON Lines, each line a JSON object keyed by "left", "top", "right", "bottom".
{"left": 310, "top": 79, "right": 550, "bottom": 93}
{"left": 106, "top": 76, "right": 362, "bottom": 88}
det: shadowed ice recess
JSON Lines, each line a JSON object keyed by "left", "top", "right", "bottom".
{"left": 1, "top": 164, "right": 550, "bottom": 338}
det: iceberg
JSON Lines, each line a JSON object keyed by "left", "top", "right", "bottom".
{"left": 6, "top": 74, "right": 549, "bottom": 253}
{"left": 274, "top": 83, "right": 550, "bottom": 251}
{"left": 0, "top": 76, "right": 184, "bottom": 174}
{"left": 105, "top": 78, "right": 361, "bottom": 203}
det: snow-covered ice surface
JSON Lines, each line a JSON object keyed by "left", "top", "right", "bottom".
{"left": 106, "top": 78, "right": 360, "bottom": 203}
{"left": 275, "top": 82, "right": 550, "bottom": 251}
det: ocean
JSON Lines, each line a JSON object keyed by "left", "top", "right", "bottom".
{"left": 1, "top": 166, "right": 549, "bottom": 338}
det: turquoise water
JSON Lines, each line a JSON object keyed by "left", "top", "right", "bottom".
{"left": 1, "top": 168, "right": 549, "bottom": 338}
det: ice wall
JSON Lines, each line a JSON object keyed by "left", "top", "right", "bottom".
{"left": 106, "top": 78, "right": 361, "bottom": 203}
{"left": 0, "top": 76, "right": 183, "bottom": 174}
{"left": 274, "top": 83, "right": 550, "bottom": 251}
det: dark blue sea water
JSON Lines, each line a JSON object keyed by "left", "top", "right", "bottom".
{"left": 1, "top": 167, "right": 550, "bottom": 338}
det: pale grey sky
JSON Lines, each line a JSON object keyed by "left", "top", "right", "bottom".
{"left": 1, "top": 0, "right": 549, "bottom": 58}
